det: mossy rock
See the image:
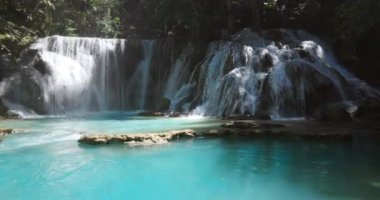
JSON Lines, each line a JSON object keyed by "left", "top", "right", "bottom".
{"left": 159, "top": 97, "right": 171, "bottom": 111}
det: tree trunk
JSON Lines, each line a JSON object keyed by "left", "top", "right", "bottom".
{"left": 251, "top": 0, "right": 263, "bottom": 31}
{"left": 227, "top": 0, "right": 234, "bottom": 31}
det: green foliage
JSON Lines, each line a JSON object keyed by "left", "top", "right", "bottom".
{"left": 334, "top": 0, "right": 380, "bottom": 44}
{"left": 0, "top": 0, "right": 125, "bottom": 60}
{"left": 0, "top": 0, "right": 54, "bottom": 57}
{"left": 48, "top": 0, "right": 124, "bottom": 37}
{"left": 1, "top": 0, "right": 379, "bottom": 79}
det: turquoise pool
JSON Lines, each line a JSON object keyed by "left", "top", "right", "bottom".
{"left": 0, "top": 113, "right": 379, "bottom": 200}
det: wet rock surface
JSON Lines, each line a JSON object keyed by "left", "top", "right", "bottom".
{"left": 355, "top": 98, "right": 380, "bottom": 121}
{"left": 313, "top": 102, "right": 353, "bottom": 122}
{"left": 137, "top": 111, "right": 166, "bottom": 117}
{"left": 0, "top": 112, "right": 21, "bottom": 120}
{"left": 222, "top": 114, "right": 271, "bottom": 120}
{"left": 137, "top": 111, "right": 184, "bottom": 118}
{"left": 0, "top": 128, "right": 14, "bottom": 141}
{"left": 221, "top": 121, "right": 257, "bottom": 129}
{"left": 77, "top": 119, "right": 376, "bottom": 147}
{"left": 78, "top": 129, "right": 198, "bottom": 146}
{"left": 1, "top": 66, "right": 46, "bottom": 114}
{"left": 0, "top": 99, "right": 8, "bottom": 116}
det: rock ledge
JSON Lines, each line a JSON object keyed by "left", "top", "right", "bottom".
{"left": 78, "top": 129, "right": 200, "bottom": 146}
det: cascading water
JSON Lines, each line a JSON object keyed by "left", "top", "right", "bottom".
{"left": 0, "top": 29, "right": 376, "bottom": 118}
{"left": 125, "top": 41, "right": 155, "bottom": 110}
{"left": 164, "top": 44, "right": 195, "bottom": 111}
{"left": 44, "top": 36, "right": 125, "bottom": 111}
{"left": 191, "top": 29, "right": 377, "bottom": 118}
{"left": 30, "top": 36, "right": 127, "bottom": 113}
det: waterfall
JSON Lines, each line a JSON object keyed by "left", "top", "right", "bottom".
{"left": 164, "top": 44, "right": 194, "bottom": 111}
{"left": 192, "top": 29, "right": 376, "bottom": 118}
{"left": 34, "top": 36, "right": 127, "bottom": 113}
{"left": 0, "top": 35, "right": 129, "bottom": 114}
{"left": 0, "top": 29, "right": 376, "bottom": 118}
{"left": 126, "top": 40, "right": 155, "bottom": 110}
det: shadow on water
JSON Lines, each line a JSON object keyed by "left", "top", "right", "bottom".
{"left": 208, "top": 136, "right": 380, "bottom": 199}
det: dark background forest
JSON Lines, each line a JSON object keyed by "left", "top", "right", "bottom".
{"left": 1, "top": 0, "right": 379, "bottom": 85}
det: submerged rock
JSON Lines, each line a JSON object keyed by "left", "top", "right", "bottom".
{"left": 0, "top": 128, "right": 14, "bottom": 141}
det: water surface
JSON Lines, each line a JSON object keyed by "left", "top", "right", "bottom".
{"left": 0, "top": 113, "right": 379, "bottom": 200}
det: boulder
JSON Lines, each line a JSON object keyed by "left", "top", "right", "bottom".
{"left": 3, "top": 112, "right": 21, "bottom": 120}
{"left": 1, "top": 66, "right": 47, "bottom": 114}
{"left": 285, "top": 60, "right": 346, "bottom": 114}
{"left": 0, "top": 99, "right": 8, "bottom": 116}
{"left": 313, "top": 103, "right": 352, "bottom": 122}
{"left": 158, "top": 97, "right": 171, "bottom": 111}
{"left": 138, "top": 111, "right": 166, "bottom": 117}
{"left": 260, "top": 52, "right": 273, "bottom": 69}
{"left": 31, "top": 53, "right": 50, "bottom": 75}
{"left": 252, "top": 112, "right": 272, "bottom": 120}
{"left": 257, "top": 123, "right": 286, "bottom": 129}
{"left": 257, "top": 60, "right": 347, "bottom": 117}
{"left": 0, "top": 54, "right": 17, "bottom": 81}
{"left": 221, "top": 121, "right": 257, "bottom": 129}
{"left": 138, "top": 110, "right": 183, "bottom": 118}
{"left": 222, "top": 114, "right": 253, "bottom": 120}
{"left": 355, "top": 98, "right": 380, "bottom": 121}
{"left": 168, "top": 112, "right": 181, "bottom": 118}
{"left": 0, "top": 128, "right": 14, "bottom": 141}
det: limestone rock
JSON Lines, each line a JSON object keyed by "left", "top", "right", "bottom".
{"left": 78, "top": 129, "right": 197, "bottom": 146}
